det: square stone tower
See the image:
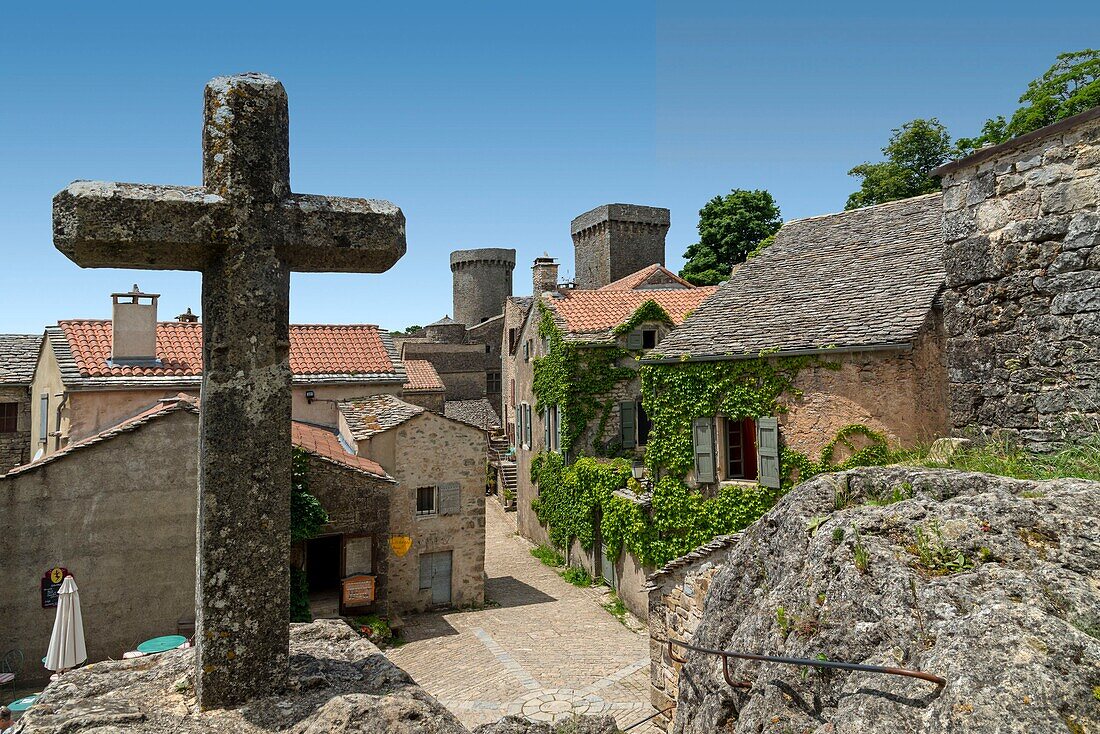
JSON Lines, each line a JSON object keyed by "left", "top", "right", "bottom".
{"left": 571, "top": 204, "right": 670, "bottom": 289}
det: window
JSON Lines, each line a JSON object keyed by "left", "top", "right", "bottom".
{"left": 642, "top": 329, "right": 657, "bottom": 349}
{"left": 508, "top": 327, "right": 517, "bottom": 350}
{"left": 0, "top": 403, "right": 17, "bottom": 433}
{"left": 39, "top": 393, "right": 48, "bottom": 443}
{"left": 416, "top": 486, "right": 437, "bottom": 516}
{"left": 637, "top": 401, "right": 652, "bottom": 446}
{"left": 487, "top": 371, "right": 502, "bottom": 394}
{"left": 724, "top": 418, "right": 758, "bottom": 480}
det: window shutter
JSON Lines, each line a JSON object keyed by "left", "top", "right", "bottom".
{"left": 514, "top": 406, "right": 520, "bottom": 443}
{"left": 543, "top": 408, "right": 551, "bottom": 448}
{"left": 525, "top": 404, "right": 532, "bottom": 448}
{"left": 438, "top": 482, "right": 461, "bottom": 515}
{"left": 418, "top": 555, "right": 432, "bottom": 590}
{"left": 692, "top": 417, "right": 716, "bottom": 483}
{"left": 554, "top": 405, "right": 562, "bottom": 453}
{"left": 756, "top": 417, "right": 781, "bottom": 489}
{"left": 620, "top": 402, "right": 636, "bottom": 448}
{"left": 625, "top": 330, "right": 643, "bottom": 350}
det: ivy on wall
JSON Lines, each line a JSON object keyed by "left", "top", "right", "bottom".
{"left": 290, "top": 448, "right": 329, "bottom": 622}
{"left": 612, "top": 300, "right": 674, "bottom": 335}
{"left": 531, "top": 303, "right": 636, "bottom": 456}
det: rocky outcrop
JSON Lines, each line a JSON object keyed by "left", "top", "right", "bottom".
{"left": 15, "top": 620, "right": 466, "bottom": 733}
{"left": 473, "top": 715, "right": 620, "bottom": 733}
{"left": 673, "top": 466, "right": 1100, "bottom": 734}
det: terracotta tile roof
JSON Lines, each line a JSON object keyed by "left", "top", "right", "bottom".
{"left": 291, "top": 421, "right": 392, "bottom": 480}
{"left": 545, "top": 287, "right": 718, "bottom": 341}
{"left": 0, "top": 334, "right": 42, "bottom": 385}
{"left": 402, "top": 360, "right": 445, "bottom": 392}
{"left": 599, "top": 263, "right": 693, "bottom": 291}
{"left": 651, "top": 193, "right": 945, "bottom": 361}
{"left": 2, "top": 393, "right": 392, "bottom": 481}
{"left": 54, "top": 321, "right": 401, "bottom": 382}
{"left": 340, "top": 394, "right": 426, "bottom": 440}
{"left": 2, "top": 394, "right": 200, "bottom": 477}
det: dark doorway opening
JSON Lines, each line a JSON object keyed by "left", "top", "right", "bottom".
{"left": 306, "top": 534, "right": 342, "bottom": 593}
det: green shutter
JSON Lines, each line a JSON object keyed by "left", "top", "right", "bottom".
{"left": 438, "top": 482, "right": 461, "bottom": 515}
{"left": 757, "top": 417, "right": 781, "bottom": 489}
{"left": 625, "top": 330, "right": 643, "bottom": 350}
{"left": 543, "top": 408, "right": 552, "bottom": 448}
{"left": 554, "top": 405, "right": 562, "bottom": 453}
{"left": 620, "top": 402, "right": 636, "bottom": 448}
{"left": 693, "top": 417, "right": 716, "bottom": 483}
{"left": 525, "top": 404, "right": 532, "bottom": 447}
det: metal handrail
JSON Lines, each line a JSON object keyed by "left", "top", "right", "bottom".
{"left": 662, "top": 637, "right": 946, "bottom": 689}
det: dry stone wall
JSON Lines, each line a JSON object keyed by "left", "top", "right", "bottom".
{"left": 939, "top": 110, "right": 1100, "bottom": 448}
{"left": 0, "top": 385, "right": 31, "bottom": 471}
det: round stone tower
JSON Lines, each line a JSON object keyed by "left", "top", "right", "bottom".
{"left": 450, "top": 248, "right": 516, "bottom": 327}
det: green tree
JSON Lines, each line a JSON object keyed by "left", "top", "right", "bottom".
{"left": 957, "top": 49, "right": 1100, "bottom": 153}
{"left": 679, "top": 189, "right": 782, "bottom": 285}
{"left": 845, "top": 118, "right": 953, "bottom": 210}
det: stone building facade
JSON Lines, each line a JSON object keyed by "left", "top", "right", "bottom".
{"left": 0, "top": 334, "right": 40, "bottom": 471}
{"left": 339, "top": 394, "right": 487, "bottom": 612}
{"left": 571, "top": 204, "right": 671, "bottom": 290}
{"left": 645, "top": 535, "right": 742, "bottom": 727}
{"left": 933, "top": 107, "right": 1100, "bottom": 449}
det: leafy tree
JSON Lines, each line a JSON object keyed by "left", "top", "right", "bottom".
{"left": 679, "top": 189, "right": 782, "bottom": 285}
{"left": 957, "top": 49, "right": 1100, "bottom": 153}
{"left": 845, "top": 118, "right": 953, "bottom": 210}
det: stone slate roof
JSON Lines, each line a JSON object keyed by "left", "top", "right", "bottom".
{"left": 0, "top": 334, "right": 42, "bottom": 385}
{"left": 599, "top": 263, "right": 693, "bottom": 291}
{"left": 291, "top": 421, "right": 392, "bottom": 480}
{"left": 339, "top": 394, "right": 426, "bottom": 440}
{"left": 544, "top": 287, "right": 718, "bottom": 343}
{"left": 48, "top": 321, "right": 404, "bottom": 387}
{"left": 2, "top": 394, "right": 200, "bottom": 477}
{"left": 643, "top": 533, "right": 743, "bottom": 590}
{"left": 650, "top": 193, "right": 945, "bottom": 361}
{"left": 444, "top": 399, "right": 500, "bottom": 430}
{"left": 402, "top": 360, "right": 445, "bottom": 392}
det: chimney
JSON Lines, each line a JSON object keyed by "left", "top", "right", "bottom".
{"left": 532, "top": 255, "right": 559, "bottom": 296}
{"left": 111, "top": 284, "right": 160, "bottom": 364}
{"left": 176, "top": 308, "right": 199, "bottom": 323}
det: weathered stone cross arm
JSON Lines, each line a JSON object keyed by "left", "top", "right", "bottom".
{"left": 53, "top": 183, "right": 405, "bottom": 272}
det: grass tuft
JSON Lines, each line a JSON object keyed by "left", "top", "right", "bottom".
{"left": 530, "top": 544, "right": 565, "bottom": 567}
{"left": 561, "top": 565, "right": 593, "bottom": 587}
{"left": 915, "top": 437, "right": 1100, "bottom": 481}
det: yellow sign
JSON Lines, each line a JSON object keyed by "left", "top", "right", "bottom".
{"left": 389, "top": 535, "right": 412, "bottom": 557}
{"left": 50, "top": 567, "right": 65, "bottom": 584}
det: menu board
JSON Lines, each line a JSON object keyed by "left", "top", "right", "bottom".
{"left": 344, "top": 536, "right": 373, "bottom": 576}
{"left": 342, "top": 574, "right": 376, "bottom": 608}
{"left": 41, "top": 567, "right": 69, "bottom": 608}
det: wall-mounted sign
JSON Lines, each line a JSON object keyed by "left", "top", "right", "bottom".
{"left": 342, "top": 574, "right": 376, "bottom": 607}
{"left": 389, "top": 535, "right": 412, "bottom": 557}
{"left": 41, "top": 567, "right": 70, "bottom": 608}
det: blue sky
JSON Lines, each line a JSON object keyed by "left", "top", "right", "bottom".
{"left": 1, "top": 2, "right": 1096, "bottom": 333}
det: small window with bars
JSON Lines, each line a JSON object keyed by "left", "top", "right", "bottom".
{"left": 416, "top": 486, "right": 437, "bottom": 516}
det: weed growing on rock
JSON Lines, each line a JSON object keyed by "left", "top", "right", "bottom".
{"left": 602, "top": 592, "right": 629, "bottom": 625}
{"left": 908, "top": 520, "right": 975, "bottom": 575}
{"left": 831, "top": 526, "right": 845, "bottom": 545}
{"left": 852, "top": 529, "right": 870, "bottom": 573}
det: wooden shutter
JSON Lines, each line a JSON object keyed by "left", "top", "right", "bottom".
{"left": 554, "top": 405, "right": 562, "bottom": 452}
{"left": 418, "top": 554, "right": 432, "bottom": 590}
{"left": 525, "top": 404, "right": 532, "bottom": 448}
{"left": 543, "top": 408, "right": 552, "bottom": 448}
{"left": 620, "top": 402, "right": 636, "bottom": 448}
{"left": 625, "top": 330, "right": 643, "bottom": 349}
{"left": 693, "top": 417, "right": 716, "bottom": 483}
{"left": 514, "top": 406, "right": 520, "bottom": 443}
{"left": 438, "top": 482, "right": 461, "bottom": 515}
{"left": 756, "top": 417, "right": 780, "bottom": 489}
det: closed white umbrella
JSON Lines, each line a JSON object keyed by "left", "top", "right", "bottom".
{"left": 44, "top": 576, "right": 86, "bottom": 673}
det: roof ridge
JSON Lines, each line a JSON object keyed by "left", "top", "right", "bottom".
{"left": 783, "top": 192, "right": 942, "bottom": 227}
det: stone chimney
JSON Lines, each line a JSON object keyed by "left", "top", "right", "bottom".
{"left": 176, "top": 307, "right": 199, "bottom": 323}
{"left": 111, "top": 285, "right": 160, "bottom": 364}
{"left": 532, "top": 256, "right": 559, "bottom": 296}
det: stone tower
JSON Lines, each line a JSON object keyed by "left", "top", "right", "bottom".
{"left": 570, "top": 203, "right": 670, "bottom": 289}
{"left": 450, "top": 248, "right": 516, "bottom": 327}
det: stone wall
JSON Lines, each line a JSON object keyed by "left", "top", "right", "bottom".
{"left": 938, "top": 108, "right": 1100, "bottom": 449}
{"left": 0, "top": 384, "right": 31, "bottom": 471}
{"left": 450, "top": 248, "right": 515, "bottom": 328}
{"left": 571, "top": 204, "right": 670, "bottom": 289}
{"left": 781, "top": 316, "right": 949, "bottom": 460}
{"left": 645, "top": 535, "right": 740, "bottom": 728}
{"left": 0, "top": 410, "right": 199, "bottom": 682}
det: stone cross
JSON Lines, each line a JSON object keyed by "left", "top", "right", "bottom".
{"left": 52, "top": 73, "right": 406, "bottom": 708}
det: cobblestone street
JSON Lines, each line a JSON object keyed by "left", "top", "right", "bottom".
{"left": 386, "top": 500, "right": 659, "bottom": 731}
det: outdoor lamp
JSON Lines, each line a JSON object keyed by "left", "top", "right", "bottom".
{"left": 632, "top": 462, "right": 645, "bottom": 482}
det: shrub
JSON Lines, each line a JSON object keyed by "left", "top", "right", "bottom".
{"left": 561, "top": 566, "right": 593, "bottom": 587}
{"left": 530, "top": 544, "right": 565, "bottom": 567}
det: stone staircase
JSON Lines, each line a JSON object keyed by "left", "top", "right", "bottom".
{"left": 487, "top": 432, "right": 517, "bottom": 510}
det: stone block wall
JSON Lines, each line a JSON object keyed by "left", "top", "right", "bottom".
{"left": 938, "top": 109, "right": 1100, "bottom": 448}
{"left": 646, "top": 535, "right": 740, "bottom": 728}
{"left": 0, "top": 385, "right": 31, "bottom": 471}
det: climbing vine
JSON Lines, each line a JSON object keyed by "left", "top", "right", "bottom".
{"left": 532, "top": 304, "right": 636, "bottom": 456}
{"left": 612, "top": 300, "right": 674, "bottom": 335}
{"left": 290, "top": 448, "right": 329, "bottom": 622}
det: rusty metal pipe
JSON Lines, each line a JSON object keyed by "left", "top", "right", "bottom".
{"left": 661, "top": 637, "right": 946, "bottom": 689}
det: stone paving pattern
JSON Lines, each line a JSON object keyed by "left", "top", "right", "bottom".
{"left": 387, "top": 501, "right": 659, "bottom": 731}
